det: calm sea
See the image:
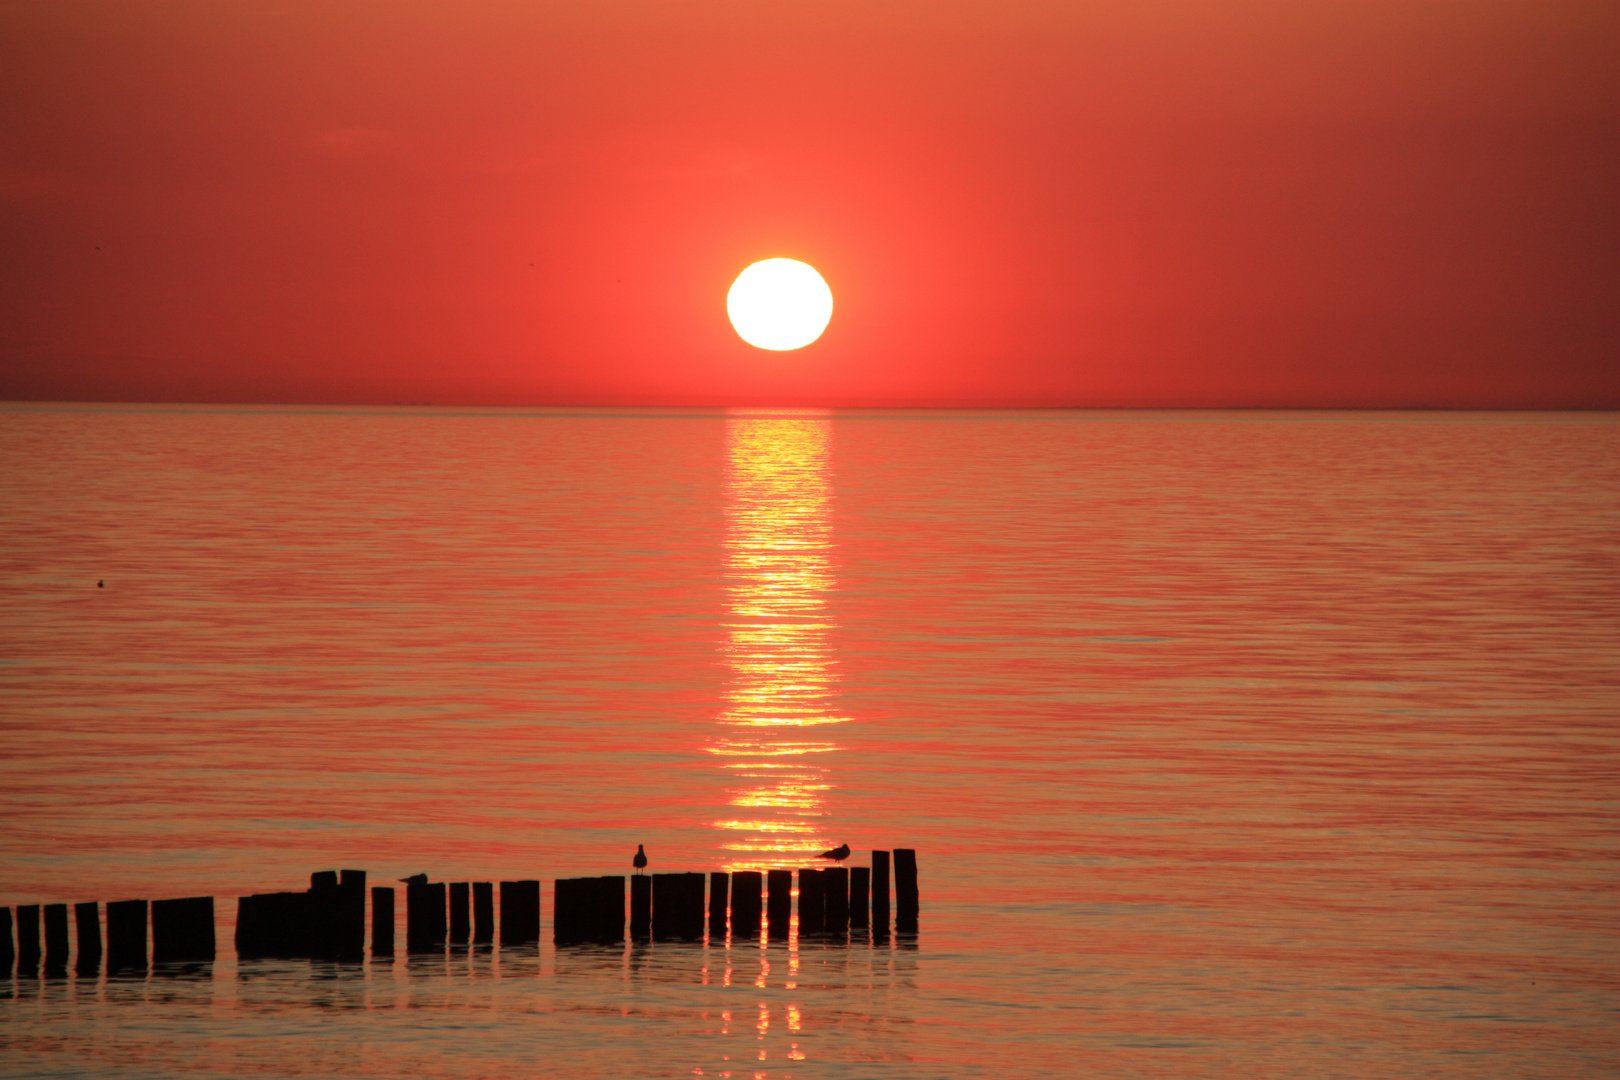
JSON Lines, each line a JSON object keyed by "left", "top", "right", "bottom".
{"left": 1, "top": 405, "right": 1616, "bottom": 1078}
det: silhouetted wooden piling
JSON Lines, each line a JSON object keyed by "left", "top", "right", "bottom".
{"left": 371, "top": 887, "right": 394, "bottom": 956}
{"left": 798, "top": 869, "right": 826, "bottom": 936}
{"left": 499, "top": 880, "right": 540, "bottom": 944}
{"left": 75, "top": 902, "right": 101, "bottom": 976}
{"left": 406, "top": 882, "right": 446, "bottom": 952}
{"left": 730, "top": 871, "right": 763, "bottom": 938}
{"left": 105, "top": 899, "right": 148, "bottom": 971}
{"left": 17, "top": 905, "right": 41, "bottom": 973}
{"left": 472, "top": 882, "right": 493, "bottom": 944}
{"left": 849, "top": 867, "right": 870, "bottom": 929}
{"left": 335, "top": 870, "right": 366, "bottom": 959}
{"left": 894, "top": 848, "right": 919, "bottom": 932}
{"left": 449, "top": 882, "right": 470, "bottom": 943}
{"left": 1, "top": 907, "right": 13, "bottom": 972}
{"left": 553, "top": 876, "right": 623, "bottom": 944}
{"left": 307, "top": 870, "right": 340, "bottom": 958}
{"left": 766, "top": 870, "right": 792, "bottom": 939}
{"left": 44, "top": 904, "right": 70, "bottom": 971}
{"left": 871, "top": 850, "right": 891, "bottom": 932}
{"left": 709, "top": 872, "right": 729, "bottom": 940}
{"left": 630, "top": 875, "right": 651, "bottom": 940}
{"left": 152, "top": 896, "right": 215, "bottom": 963}
{"left": 236, "top": 891, "right": 309, "bottom": 959}
{"left": 652, "top": 873, "right": 705, "bottom": 941}
{"left": 825, "top": 867, "right": 849, "bottom": 933}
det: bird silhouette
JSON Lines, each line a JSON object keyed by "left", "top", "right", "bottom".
{"left": 398, "top": 873, "right": 428, "bottom": 886}
{"left": 633, "top": 844, "right": 648, "bottom": 874}
{"left": 816, "top": 844, "right": 851, "bottom": 861}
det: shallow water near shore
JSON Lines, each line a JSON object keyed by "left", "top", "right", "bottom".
{"left": 2, "top": 404, "right": 1617, "bottom": 1078}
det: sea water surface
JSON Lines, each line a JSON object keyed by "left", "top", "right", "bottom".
{"left": 1, "top": 405, "right": 1616, "bottom": 1078}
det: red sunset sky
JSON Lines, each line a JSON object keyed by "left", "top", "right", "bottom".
{"left": 1, "top": 1, "right": 1615, "bottom": 408}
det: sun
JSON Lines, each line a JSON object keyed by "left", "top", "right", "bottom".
{"left": 726, "top": 258, "right": 834, "bottom": 351}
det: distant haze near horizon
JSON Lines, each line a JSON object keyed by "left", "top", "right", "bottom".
{"left": 1, "top": 1, "right": 1615, "bottom": 409}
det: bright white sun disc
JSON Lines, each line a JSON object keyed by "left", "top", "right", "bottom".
{"left": 726, "top": 258, "right": 833, "bottom": 350}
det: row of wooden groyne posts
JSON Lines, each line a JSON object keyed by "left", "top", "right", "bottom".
{"left": 0, "top": 849, "right": 919, "bottom": 975}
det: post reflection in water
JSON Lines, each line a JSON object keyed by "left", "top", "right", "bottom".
{"left": 711, "top": 411, "right": 846, "bottom": 871}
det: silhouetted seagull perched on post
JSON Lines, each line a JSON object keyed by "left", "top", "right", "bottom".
{"left": 633, "top": 844, "right": 648, "bottom": 875}
{"left": 816, "top": 844, "right": 851, "bottom": 861}
{"left": 398, "top": 873, "right": 428, "bottom": 886}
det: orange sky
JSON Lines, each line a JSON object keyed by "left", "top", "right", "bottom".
{"left": 1, "top": 2, "right": 1615, "bottom": 408}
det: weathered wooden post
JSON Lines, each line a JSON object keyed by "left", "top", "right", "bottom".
{"left": 849, "top": 867, "right": 870, "bottom": 930}
{"left": 870, "top": 850, "right": 890, "bottom": 934}
{"left": 554, "top": 876, "right": 624, "bottom": 944}
{"left": 472, "top": 882, "right": 493, "bottom": 944}
{"left": 499, "top": 880, "right": 540, "bottom": 944}
{"left": 371, "top": 887, "right": 394, "bottom": 957}
{"left": 105, "top": 899, "right": 148, "bottom": 972}
{"left": 894, "top": 848, "right": 919, "bottom": 932}
{"left": 708, "top": 872, "right": 729, "bottom": 940}
{"left": 630, "top": 875, "right": 651, "bottom": 940}
{"left": 730, "top": 871, "right": 763, "bottom": 939}
{"left": 43, "top": 904, "right": 70, "bottom": 972}
{"left": 824, "top": 867, "right": 849, "bottom": 933}
{"left": 449, "top": 882, "right": 470, "bottom": 943}
{"left": 798, "top": 869, "right": 826, "bottom": 936}
{"left": 16, "top": 905, "right": 40, "bottom": 973}
{"left": 74, "top": 902, "right": 101, "bottom": 976}
{"left": 406, "top": 882, "right": 446, "bottom": 952}
{"left": 235, "top": 891, "right": 306, "bottom": 959}
{"left": 652, "top": 873, "right": 705, "bottom": 941}
{"left": 1, "top": 907, "right": 14, "bottom": 972}
{"left": 336, "top": 870, "right": 366, "bottom": 959}
{"left": 766, "top": 870, "right": 792, "bottom": 939}
{"left": 307, "top": 871, "right": 339, "bottom": 958}
{"left": 152, "top": 896, "right": 215, "bottom": 963}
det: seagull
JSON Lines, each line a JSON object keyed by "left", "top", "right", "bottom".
{"left": 398, "top": 873, "right": 428, "bottom": 886}
{"left": 633, "top": 844, "right": 648, "bottom": 875}
{"left": 816, "top": 844, "right": 851, "bottom": 861}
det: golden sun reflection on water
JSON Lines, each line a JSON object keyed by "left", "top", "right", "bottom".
{"left": 711, "top": 411, "right": 846, "bottom": 868}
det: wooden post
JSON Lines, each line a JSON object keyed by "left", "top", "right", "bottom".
{"left": 308, "top": 870, "right": 339, "bottom": 958}
{"left": 449, "top": 882, "right": 470, "bottom": 943}
{"left": 798, "top": 869, "right": 826, "bottom": 936}
{"left": 766, "top": 870, "right": 792, "bottom": 939}
{"left": 870, "top": 851, "right": 890, "bottom": 935}
{"left": 652, "top": 873, "right": 705, "bottom": 941}
{"left": 336, "top": 870, "right": 366, "bottom": 960}
{"left": 235, "top": 892, "right": 306, "bottom": 960}
{"left": 730, "top": 871, "right": 762, "bottom": 939}
{"left": 75, "top": 902, "right": 102, "bottom": 976}
{"left": 406, "top": 882, "right": 446, "bottom": 952}
{"left": 472, "top": 882, "right": 493, "bottom": 944}
{"left": 894, "top": 848, "right": 919, "bottom": 932}
{"left": 554, "top": 876, "right": 623, "bottom": 944}
{"left": 151, "top": 896, "right": 215, "bottom": 963}
{"left": 630, "top": 876, "right": 651, "bottom": 940}
{"left": 371, "top": 887, "right": 394, "bottom": 956}
{"left": 849, "top": 867, "right": 870, "bottom": 929}
{"left": 824, "top": 867, "right": 849, "bottom": 933}
{"left": 1, "top": 907, "right": 13, "bottom": 973}
{"left": 708, "top": 872, "right": 729, "bottom": 941}
{"left": 16, "top": 905, "right": 40, "bottom": 972}
{"left": 499, "top": 880, "right": 540, "bottom": 944}
{"left": 44, "top": 904, "right": 70, "bottom": 971}
{"left": 105, "top": 899, "right": 147, "bottom": 972}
